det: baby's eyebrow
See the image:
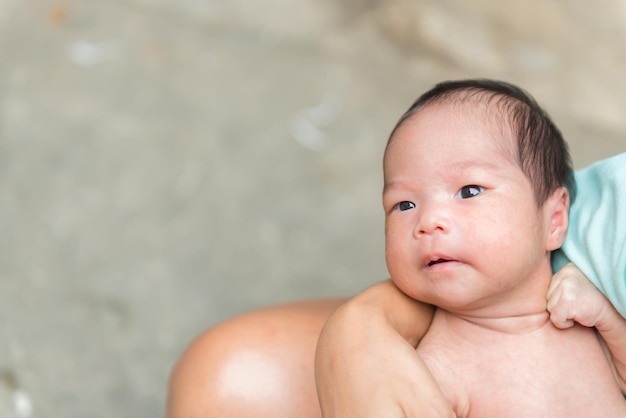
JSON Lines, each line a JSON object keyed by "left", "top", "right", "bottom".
{"left": 451, "top": 160, "right": 503, "bottom": 172}
{"left": 383, "top": 180, "right": 421, "bottom": 199}
{"left": 382, "top": 182, "right": 399, "bottom": 195}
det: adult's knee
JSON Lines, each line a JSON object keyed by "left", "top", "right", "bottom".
{"left": 167, "top": 300, "right": 344, "bottom": 418}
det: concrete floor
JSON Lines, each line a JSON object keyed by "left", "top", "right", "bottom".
{"left": 0, "top": 0, "right": 625, "bottom": 416}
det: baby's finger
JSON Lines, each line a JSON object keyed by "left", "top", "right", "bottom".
{"left": 547, "top": 265, "right": 570, "bottom": 299}
{"left": 546, "top": 279, "right": 560, "bottom": 301}
{"left": 546, "top": 277, "right": 567, "bottom": 311}
{"left": 546, "top": 287, "right": 575, "bottom": 329}
{"left": 549, "top": 313, "right": 575, "bottom": 329}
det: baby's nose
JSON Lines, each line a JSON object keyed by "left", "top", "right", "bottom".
{"left": 414, "top": 205, "right": 449, "bottom": 237}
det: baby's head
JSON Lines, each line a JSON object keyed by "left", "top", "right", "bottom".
{"left": 383, "top": 79, "right": 575, "bottom": 312}
{"left": 386, "top": 79, "right": 576, "bottom": 206}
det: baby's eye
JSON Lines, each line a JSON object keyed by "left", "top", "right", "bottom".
{"left": 456, "top": 185, "right": 484, "bottom": 199}
{"left": 394, "top": 201, "right": 416, "bottom": 211}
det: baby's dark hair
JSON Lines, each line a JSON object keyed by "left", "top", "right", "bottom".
{"left": 388, "top": 79, "right": 576, "bottom": 205}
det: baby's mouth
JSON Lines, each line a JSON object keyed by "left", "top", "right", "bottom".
{"left": 428, "top": 258, "right": 450, "bottom": 267}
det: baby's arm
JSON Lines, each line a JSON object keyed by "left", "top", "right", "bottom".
{"left": 547, "top": 263, "right": 626, "bottom": 393}
{"left": 315, "top": 280, "right": 456, "bottom": 418}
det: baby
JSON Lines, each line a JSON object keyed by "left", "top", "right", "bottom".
{"left": 166, "top": 80, "right": 626, "bottom": 418}
{"left": 381, "top": 79, "right": 626, "bottom": 417}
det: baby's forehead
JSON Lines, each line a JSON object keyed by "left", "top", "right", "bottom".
{"left": 397, "top": 98, "right": 519, "bottom": 151}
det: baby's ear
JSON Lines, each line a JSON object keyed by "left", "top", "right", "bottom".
{"left": 544, "top": 187, "right": 570, "bottom": 251}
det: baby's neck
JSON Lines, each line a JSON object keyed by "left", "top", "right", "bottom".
{"left": 452, "top": 310, "right": 551, "bottom": 335}
{"left": 442, "top": 263, "right": 554, "bottom": 335}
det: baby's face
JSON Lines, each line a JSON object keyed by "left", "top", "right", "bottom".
{"left": 383, "top": 103, "right": 554, "bottom": 314}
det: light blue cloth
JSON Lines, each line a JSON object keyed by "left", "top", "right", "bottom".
{"left": 552, "top": 152, "right": 626, "bottom": 318}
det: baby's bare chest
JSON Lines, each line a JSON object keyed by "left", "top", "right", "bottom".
{"left": 418, "top": 323, "right": 626, "bottom": 418}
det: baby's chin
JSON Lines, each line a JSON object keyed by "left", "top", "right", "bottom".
{"left": 393, "top": 282, "right": 500, "bottom": 314}
{"left": 390, "top": 266, "right": 479, "bottom": 304}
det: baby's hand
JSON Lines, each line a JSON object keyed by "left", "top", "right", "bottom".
{"left": 546, "top": 263, "right": 608, "bottom": 329}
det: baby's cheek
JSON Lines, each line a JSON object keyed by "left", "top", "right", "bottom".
{"left": 390, "top": 272, "right": 420, "bottom": 301}
{"left": 386, "top": 251, "right": 415, "bottom": 292}
{"left": 385, "top": 234, "right": 408, "bottom": 265}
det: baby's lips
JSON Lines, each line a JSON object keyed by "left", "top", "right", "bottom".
{"left": 423, "top": 253, "right": 455, "bottom": 267}
{"left": 428, "top": 258, "right": 450, "bottom": 267}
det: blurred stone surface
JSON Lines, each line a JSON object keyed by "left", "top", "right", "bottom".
{"left": 0, "top": 0, "right": 625, "bottom": 416}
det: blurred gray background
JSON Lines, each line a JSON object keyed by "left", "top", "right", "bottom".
{"left": 1, "top": 0, "right": 625, "bottom": 416}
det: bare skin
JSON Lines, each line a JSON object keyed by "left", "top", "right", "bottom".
{"left": 166, "top": 274, "right": 626, "bottom": 418}
{"left": 167, "top": 299, "right": 345, "bottom": 418}
{"left": 547, "top": 264, "right": 626, "bottom": 394}
{"left": 315, "top": 280, "right": 455, "bottom": 418}
{"left": 420, "top": 311, "right": 625, "bottom": 417}
{"left": 166, "top": 278, "right": 452, "bottom": 418}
